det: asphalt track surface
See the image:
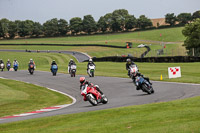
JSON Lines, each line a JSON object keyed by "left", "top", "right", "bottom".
{"left": 0, "top": 70, "right": 200, "bottom": 124}
{"left": 0, "top": 49, "right": 90, "bottom": 62}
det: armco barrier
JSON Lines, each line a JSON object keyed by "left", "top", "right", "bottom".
{"left": 90, "top": 56, "right": 200, "bottom": 62}
{"left": 0, "top": 43, "right": 126, "bottom": 48}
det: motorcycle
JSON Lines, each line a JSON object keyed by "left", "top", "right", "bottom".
{"left": 129, "top": 65, "right": 138, "bottom": 79}
{"left": 29, "top": 64, "right": 35, "bottom": 75}
{"left": 135, "top": 75, "right": 154, "bottom": 94}
{"left": 7, "top": 63, "right": 11, "bottom": 71}
{"left": 13, "top": 63, "right": 18, "bottom": 71}
{"left": 88, "top": 64, "right": 95, "bottom": 77}
{"left": 81, "top": 84, "right": 108, "bottom": 106}
{"left": 51, "top": 65, "right": 58, "bottom": 76}
{"left": 0, "top": 63, "right": 5, "bottom": 72}
{"left": 70, "top": 64, "right": 76, "bottom": 77}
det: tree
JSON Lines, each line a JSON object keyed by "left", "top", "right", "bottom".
{"left": 125, "top": 15, "right": 137, "bottom": 31}
{"left": 58, "top": 19, "right": 69, "bottom": 36}
{"left": 182, "top": 18, "right": 200, "bottom": 56}
{"left": 69, "top": 17, "right": 83, "bottom": 35}
{"left": 8, "top": 21, "right": 17, "bottom": 38}
{"left": 111, "top": 9, "right": 129, "bottom": 32}
{"left": 97, "top": 16, "right": 107, "bottom": 33}
{"left": 18, "top": 20, "right": 34, "bottom": 37}
{"left": 43, "top": 18, "right": 59, "bottom": 36}
{"left": 82, "top": 15, "right": 97, "bottom": 34}
{"left": 192, "top": 10, "right": 200, "bottom": 20}
{"left": 137, "top": 15, "right": 152, "bottom": 29}
{"left": 0, "top": 18, "right": 10, "bottom": 38}
{"left": 32, "top": 22, "right": 43, "bottom": 37}
{"left": 103, "top": 13, "right": 113, "bottom": 31}
{"left": 165, "top": 13, "right": 177, "bottom": 26}
{"left": 177, "top": 13, "right": 192, "bottom": 25}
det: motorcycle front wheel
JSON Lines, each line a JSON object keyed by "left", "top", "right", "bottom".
{"left": 86, "top": 94, "right": 98, "bottom": 106}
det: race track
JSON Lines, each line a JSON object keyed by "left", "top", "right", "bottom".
{"left": 0, "top": 70, "right": 200, "bottom": 124}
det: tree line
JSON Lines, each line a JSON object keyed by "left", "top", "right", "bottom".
{"left": 0, "top": 9, "right": 200, "bottom": 39}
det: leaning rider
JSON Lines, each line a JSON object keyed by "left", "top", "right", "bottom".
{"left": 126, "top": 58, "right": 136, "bottom": 77}
{"left": 79, "top": 77, "right": 104, "bottom": 101}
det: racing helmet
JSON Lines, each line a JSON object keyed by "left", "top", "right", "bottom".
{"left": 30, "top": 59, "right": 33, "bottom": 61}
{"left": 126, "top": 58, "right": 131, "bottom": 62}
{"left": 80, "top": 77, "right": 86, "bottom": 84}
{"left": 89, "top": 58, "right": 92, "bottom": 62}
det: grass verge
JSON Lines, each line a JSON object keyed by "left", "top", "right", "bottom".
{"left": 0, "top": 96, "right": 200, "bottom": 133}
{"left": 0, "top": 78, "right": 72, "bottom": 117}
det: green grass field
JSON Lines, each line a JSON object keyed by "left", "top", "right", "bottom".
{"left": 0, "top": 27, "right": 198, "bottom": 132}
{"left": 0, "top": 78, "right": 72, "bottom": 117}
{"left": 1, "top": 96, "right": 200, "bottom": 133}
{"left": 0, "top": 45, "right": 146, "bottom": 58}
{"left": 0, "top": 27, "right": 185, "bottom": 46}
{"left": 0, "top": 52, "right": 199, "bottom": 84}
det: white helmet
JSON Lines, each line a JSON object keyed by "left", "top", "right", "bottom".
{"left": 89, "top": 58, "right": 92, "bottom": 62}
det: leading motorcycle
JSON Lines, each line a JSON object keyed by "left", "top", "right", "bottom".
{"left": 135, "top": 75, "right": 154, "bottom": 94}
{"left": 81, "top": 84, "right": 108, "bottom": 106}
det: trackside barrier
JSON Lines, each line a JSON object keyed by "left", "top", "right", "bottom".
{"left": 88, "top": 56, "right": 200, "bottom": 62}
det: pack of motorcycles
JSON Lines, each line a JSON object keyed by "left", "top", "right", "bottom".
{"left": 1, "top": 62, "right": 154, "bottom": 106}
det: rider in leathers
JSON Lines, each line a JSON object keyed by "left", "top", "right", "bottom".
{"left": 80, "top": 77, "right": 104, "bottom": 101}
{"left": 126, "top": 58, "right": 136, "bottom": 77}
{"left": 126, "top": 58, "right": 152, "bottom": 90}
{"left": 50, "top": 60, "right": 58, "bottom": 72}
{"left": 68, "top": 59, "right": 76, "bottom": 73}
{"left": 87, "top": 58, "right": 95, "bottom": 72}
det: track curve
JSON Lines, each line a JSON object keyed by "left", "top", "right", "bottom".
{"left": 0, "top": 70, "right": 200, "bottom": 124}
{"left": 0, "top": 49, "right": 90, "bottom": 62}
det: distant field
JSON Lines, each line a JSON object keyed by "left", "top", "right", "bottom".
{"left": 0, "top": 27, "right": 185, "bottom": 46}
{"left": 0, "top": 52, "right": 199, "bottom": 84}
{"left": 0, "top": 45, "right": 146, "bottom": 58}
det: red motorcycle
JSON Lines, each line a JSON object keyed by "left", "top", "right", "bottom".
{"left": 81, "top": 84, "right": 108, "bottom": 106}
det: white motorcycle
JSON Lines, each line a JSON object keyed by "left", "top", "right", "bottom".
{"left": 0, "top": 63, "right": 5, "bottom": 72}
{"left": 70, "top": 64, "right": 77, "bottom": 77}
{"left": 88, "top": 64, "right": 95, "bottom": 77}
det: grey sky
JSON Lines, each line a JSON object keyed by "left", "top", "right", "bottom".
{"left": 0, "top": 0, "right": 199, "bottom": 24}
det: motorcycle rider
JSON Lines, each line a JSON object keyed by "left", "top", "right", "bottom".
{"left": 28, "top": 59, "right": 36, "bottom": 70}
{"left": 6, "top": 59, "right": 11, "bottom": 71}
{"left": 0, "top": 59, "right": 4, "bottom": 71}
{"left": 79, "top": 77, "right": 104, "bottom": 101}
{"left": 0, "top": 59, "right": 4, "bottom": 64}
{"left": 50, "top": 60, "right": 58, "bottom": 72}
{"left": 132, "top": 68, "right": 152, "bottom": 90}
{"left": 13, "top": 59, "right": 19, "bottom": 66}
{"left": 87, "top": 58, "right": 95, "bottom": 71}
{"left": 126, "top": 58, "right": 137, "bottom": 77}
{"left": 68, "top": 59, "right": 76, "bottom": 73}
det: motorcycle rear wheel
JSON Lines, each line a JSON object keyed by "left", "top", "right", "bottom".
{"left": 142, "top": 84, "right": 152, "bottom": 94}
